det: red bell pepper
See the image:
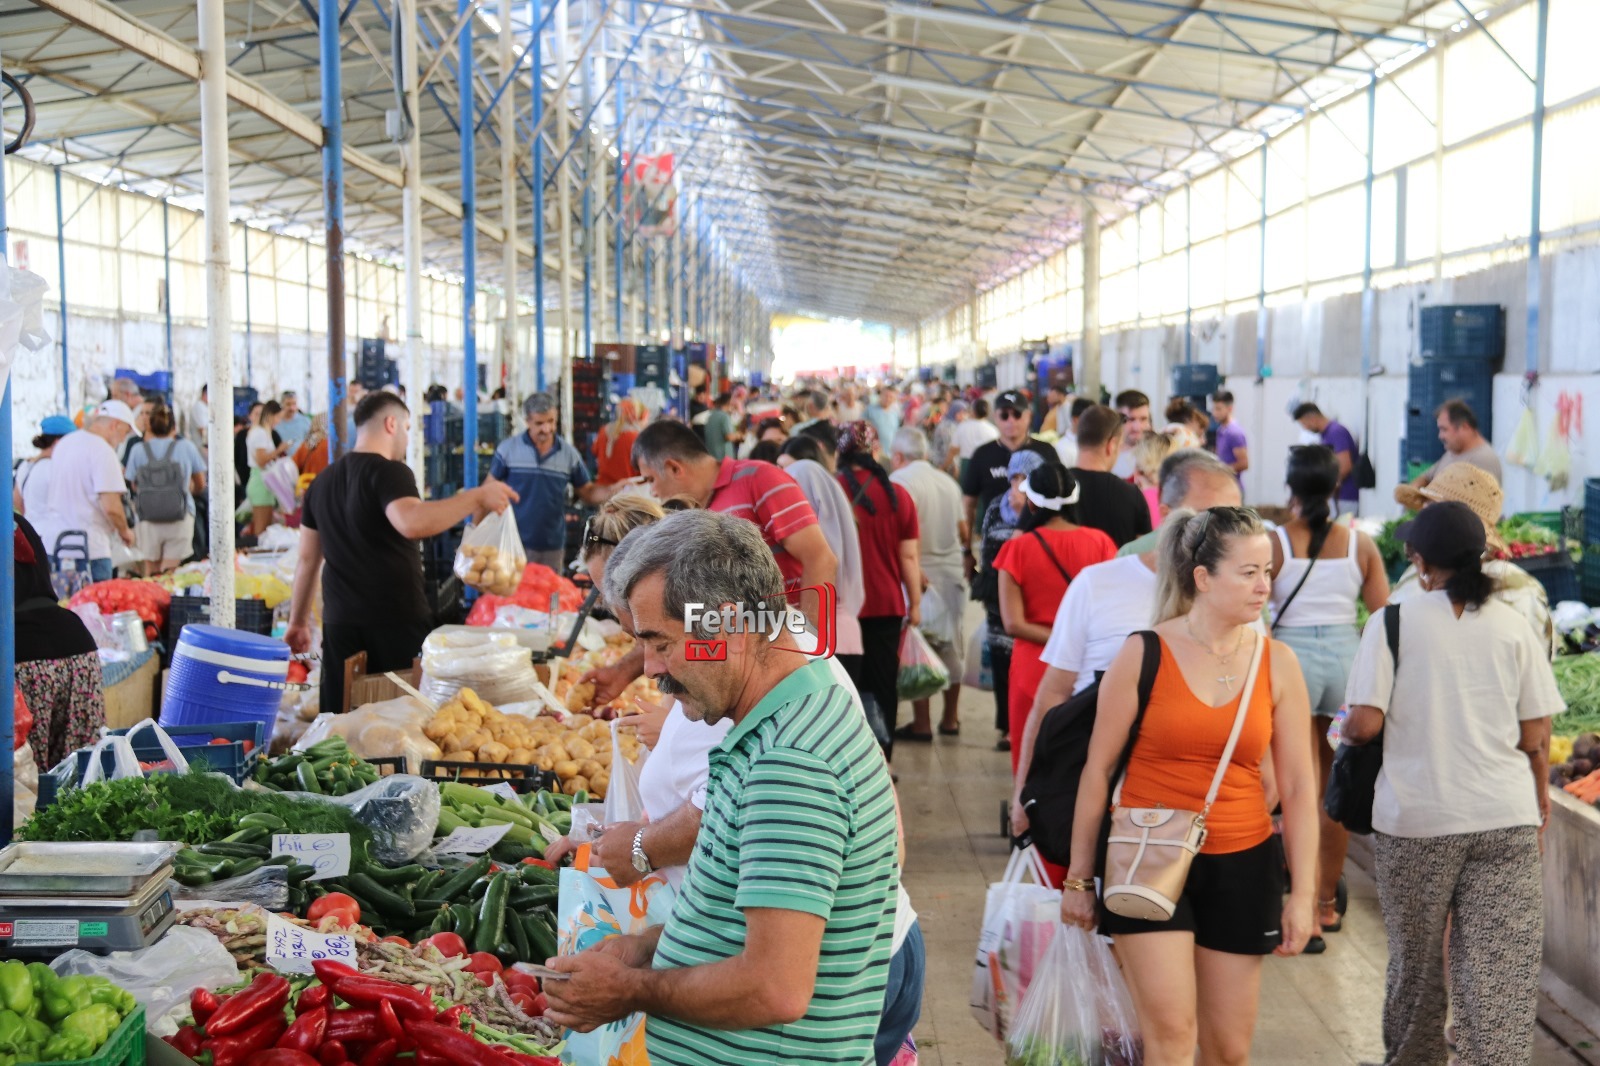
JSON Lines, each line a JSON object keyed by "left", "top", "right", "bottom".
{"left": 295, "top": 984, "right": 332, "bottom": 1015}
{"left": 311, "top": 961, "right": 361, "bottom": 986}
{"left": 276, "top": 1006, "right": 328, "bottom": 1052}
{"left": 166, "top": 1026, "right": 205, "bottom": 1057}
{"left": 433, "top": 1006, "right": 471, "bottom": 1028}
{"left": 324, "top": 1009, "right": 386, "bottom": 1045}
{"left": 242, "top": 1051, "right": 321, "bottom": 1066}
{"left": 204, "top": 1014, "right": 290, "bottom": 1066}
{"left": 315, "top": 1041, "right": 349, "bottom": 1066}
{"left": 328, "top": 975, "right": 435, "bottom": 1022}
{"left": 358, "top": 1038, "right": 400, "bottom": 1066}
{"left": 409, "top": 1021, "right": 496, "bottom": 1066}
{"left": 207, "top": 972, "right": 292, "bottom": 1037}
{"left": 192, "top": 987, "right": 223, "bottom": 1026}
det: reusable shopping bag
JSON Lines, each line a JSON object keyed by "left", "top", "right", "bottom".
{"left": 454, "top": 509, "right": 527, "bottom": 596}
{"left": 1004, "top": 922, "right": 1142, "bottom": 1066}
{"left": 898, "top": 625, "right": 951, "bottom": 701}
{"left": 556, "top": 844, "right": 676, "bottom": 1066}
{"left": 970, "top": 846, "right": 1061, "bottom": 1041}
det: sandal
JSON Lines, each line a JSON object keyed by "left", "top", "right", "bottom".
{"left": 1318, "top": 898, "right": 1343, "bottom": 934}
{"left": 893, "top": 724, "right": 935, "bottom": 743}
{"left": 939, "top": 724, "right": 961, "bottom": 736}
{"left": 995, "top": 736, "right": 1011, "bottom": 752}
{"left": 1303, "top": 935, "right": 1327, "bottom": 955}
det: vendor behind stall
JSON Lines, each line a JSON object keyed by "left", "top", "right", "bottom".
{"left": 13, "top": 512, "right": 107, "bottom": 768}
{"left": 286, "top": 391, "right": 518, "bottom": 716}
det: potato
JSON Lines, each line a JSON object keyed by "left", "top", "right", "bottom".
{"left": 568, "top": 714, "right": 594, "bottom": 729}
{"left": 590, "top": 770, "right": 610, "bottom": 794}
{"left": 452, "top": 750, "right": 477, "bottom": 762}
{"left": 441, "top": 733, "right": 468, "bottom": 754}
{"left": 563, "top": 775, "right": 590, "bottom": 796}
{"left": 536, "top": 755, "right": 555, "bottom": 772}
{"left": 461, "top": 729, "right": 493, "bottom": 751}
{"left": 554, "top": 759, "right": 580, "bottom": 779}
{"left": 478, "top": 740, "right": 512, "bottom": 764}
{"left": 566, "top": 736, "right": 596, "bottom": 760}
{"left": 509, "top": 747, "right": 534, "bottom": 766}
{"left": 579, "top": 759, "right": 604, "bottom": 780}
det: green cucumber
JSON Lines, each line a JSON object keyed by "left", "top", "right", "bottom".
{"left": 473, "top": 872, "right": 511, "bottom": 955}
{"left": 197, "top": 841, "right": 271, "bottom": 859}
{"left": 518, "top": 864, "right": 559, "bottom": 887}
{"left": 523, "top": 909, "right": 557, "bottom": 962}
{"left": 296, "top": 762, "right": 323, "bottom": 793}
{"left": 505, "top": 899, "right": 532, "bottom": 962}
{"left": 451, "top": 903, "right": 476, "bottom": 941}
{"left": 469, "top": 877, "right": 492, "bottom": 901}
{"left": 222, "top": 826, "right": 270, "bottom": 845}
{"left": 237, "top": 813, "right": 288, "bottom": 832}
{"left": 364, "top": 864, "right": 425, "bottom": 886}
{"left": 427, "top": 906, "right": 453, "bottom": 936}
{"left": 509, "top": 884, "right": 559, "bottom": 909}
{"left": 286, "top": 864, "right": 318, "bottom": 883}
{"left": 433, "top": 856, "right": 492, "bottom": 901}
{"left": 412, "top": 870, "right": 442, "bottom": 899}
{"left": 222, "top": 857, "right": 266, "bottom": 879}
{"left": 350, "top": 872, "right": 415, "bottom": 919}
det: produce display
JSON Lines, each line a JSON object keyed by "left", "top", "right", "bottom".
{"left": 1553, "top": 655, "right": 1600, "bottom": 736}
{"left": 435, "top": 783, "right": 574, "bottom": 858}
{"left": 422, "top": 689, "right": 641, "bottom": 797}
{"left": 252, "top": 737, "right": 384, "bottom": 796}
{"left": 67, "top": 579, "right": 170, "bottom": 644}
{"left": 1376, "top": 514, "right": 1577, "bottom": 572}
{"left": 463, "top": 563, "right": 586, "bottom": 627}
{"left": 546, "top": 634, "right": 663, "bottom": 716}
{"left": 0, "top": 962, "right": 137, "bottom": 1064}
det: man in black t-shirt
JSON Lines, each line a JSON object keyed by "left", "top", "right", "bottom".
{"left": 960, "top": 389, "right": 1056, "bottom": 577}
{"left": 1069, "top": 403, "right": 1153, "bottom": 548}
{"left": 287, "top": 392, "right": 517, "bottom": 715}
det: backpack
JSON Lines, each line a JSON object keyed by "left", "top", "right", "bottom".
{"left": 133, "top": 439, "right": 189, "bottom": 523}
{"left": 1018, "top": 631, "right": 1162, "bottom": 866}
{"left": 1323, "top": 604, "right": 1399, "bottom": 834}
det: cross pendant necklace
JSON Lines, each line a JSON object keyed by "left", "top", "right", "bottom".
{"left": 1186, "top": 616, "right": 1245, "bottom": 691}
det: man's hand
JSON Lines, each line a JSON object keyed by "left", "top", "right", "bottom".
{"left": 475, "top": 481, "right": 519, "bottom": 514}
{"left": 593, "top": 821, "right": 646, "bottom": 886}
{"left": 908, "top": 602, "right": 921, "bottom": 628}
{"left": 119, "top": 527, "right": 137, "bottom": 547}
{"left": 580, "top": 657, "right": 643, "bottom": 707}
{"left": 591, "top": 931, "right": 659, "bottom": 970}
{"left": 543, "top": 949, "right": 639, "bottom": 1033}
{"left": 285, "top": 624, "right": 314, "bottom": 656}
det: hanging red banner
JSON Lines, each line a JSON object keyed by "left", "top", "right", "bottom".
{"left": 623, "top": 152, "right": 678, "bottom": 237}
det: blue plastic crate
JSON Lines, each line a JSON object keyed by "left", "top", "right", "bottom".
{"left": 1419, "top": 305, "right": 1505, "bottom": 362}
{"left": 36, "top": 720, "right": 265, "bottom": 809}
{"left": 115, "top": 369, "right": 173, "bottom": 396}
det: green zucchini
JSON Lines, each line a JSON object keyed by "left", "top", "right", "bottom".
{"left": 505, "top": 899, "right": 532, "bottom": 962}
{"left": 363, "top": 863, "right": 425, "bottom": 886}
{"left": 433, "top": 856, "right": 492, "bottom": 901}
{"left": 518, "top": 864, "right": 559, "bottom": 887}
{"left": 523, "top": 909, "right": 557, "bottom": 963}
{"left": 350, "top": 872, "right": 416, "bottom": 919}
{"left": 451, "top": 903, "right": 476, "bottom": 941}
{"left": 473, "top": 871, "right": 511, "bottom": 955}
{"left": 296, "top": 761, "right": 323, "bottom": 793}
{"left": 509, "top": 884, "right": 559, "bottom": 909}
{"left": 237, "top": 813, "right": 288, "bottom": 832}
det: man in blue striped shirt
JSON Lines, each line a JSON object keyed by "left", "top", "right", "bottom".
{"left": 485, "top": 392, "right": 616, "bottom": 571}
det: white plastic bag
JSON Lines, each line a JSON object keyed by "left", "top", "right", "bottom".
{"left": 418, "top": 628, "right": 539, "bottom": 706}
{"left": 51, "top": 926, "right": 240, "bottom": 1038}
{"left": 454, "top": 509, "right": 527, "bottom": 595}
{"left": 296, "top": 697, "right": 444, "bottom": 774}
{"left": 171, "top": 864, "right": 290, "bottom": 910}
{"left": 971, "top": 847, "right": 1062, "bottom": 1041}
{"left": 262, "top": 455, "right": 301, "bottom": 511}
{"left": 919, "top": 584, "right": 957, "bottom": 647}
{"left": 12, "top": 742, "right": 38, "bottom": 826}
{"left": 898, "top": 625, "right": 951, "bottom": 701}
{"left": 602, "top": 717, "right": 648, "bottom": 824}
{"left": 108, "top": 537, "right": 145, "bottom": 572}
{"left": 80, "top": 718, "right": 190, "bottom": 786}
{"left": 270, "top": 773, "right": 441, "bottom": 865}
{"left": 963, "top": 624, "right": 992, "bottom": 691}
{"left": 1005, "top": 923, "right": 1142, "bottom": 1066}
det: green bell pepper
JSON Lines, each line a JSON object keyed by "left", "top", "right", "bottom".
{"left": 82, "top": 977, "right": 135, "bottom": 1017}
{"left": 22, "top": 1017, "right": 50, "bottom": 1049}
{"left": 40, "top": 976, "right": 93, "bottom": 1024}
{"left": 0, "top": 963, "right": 32, "bottom": 1019}
{"left": 0, "top": 1052, "right": 16, "bottom": 1066}
{"left": 0, "top": 1011, "right": 29, "bottom": 1055}
{"left": 59, "top": 1002, "right": 120, "bottom": 1047}
{"left": 38, "top": 1029, "right": 97, "bottom": 1062}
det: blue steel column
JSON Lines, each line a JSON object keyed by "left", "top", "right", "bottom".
{"left": 162, "top": 200, "right": 173, "bottom": 375}
{"left": 534, "top": 2, "right": 547, "bottom": 392}
{"left": 1526, "top": 0, "right": 1549, "bottom": 379}
{"left": 243, "top": 226, "right": 253, "bottom": 384}
{"left": 582, "top": 184, "right": 592, "bottom": 356}
{"left": 322, "top": 0, "right": 348, "bottom": 461}
{"left": 54, "top": 167, "right": 69, "bottom": 412}
{"left": 1255, "top": 139, "right": 1268, "bottom": 378}
{"left": 1, "top": 36, "right": 14, "bottom": 842}
{"left": 461, "top": 0, "right": 479, "bottom": 487}
{"left": 1359, "top": 74, "right": 1376, "bottom": 382}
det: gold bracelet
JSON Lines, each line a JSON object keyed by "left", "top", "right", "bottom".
{"left": 1061, "top": 878, "right": 1094, "bottom": 893}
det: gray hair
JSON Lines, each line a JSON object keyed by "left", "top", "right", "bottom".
{"left": 281, "top": 390, "right": 298, "bottom": 402}
{"left": 603, "top": 510, "right": 784, "bottom": 639}
{"left": 523, "top": 392, "right": 555, "bottom": 418}
{"left": 1159, "top": 448, "right": 1238, "bottom": 510}
{"left": 890, "top": 427, "right": 928, "bottom": 461}
{"left": 808, "top": 389, "right": 830, "bottom": 415}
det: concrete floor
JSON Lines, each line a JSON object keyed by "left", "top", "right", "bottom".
{"left": 896, "top": 682, "right": 1585, "bottom": 1066}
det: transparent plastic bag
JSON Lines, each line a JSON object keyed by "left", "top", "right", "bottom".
{"left": 80, "top": 719, "right": 190, "bottom": 786}
{"left": 898, "top": 625, "right": 951, "bottom": 701}
{"left": 602, "top": 717, "right": 648, "bottom": 824}
{"left": 919, "top": 585, "right": 957, "bottom": 647}
{"left": 272, "top": 773, "right": 440, "bottom": 865}
{"left": 418, "top": 628, "right": 539, "bottom": 706}
{"left": 297, "top": 697, "right": 444, "bottom": 774}
{"left": 454, "top": 509, "right": 527, "bottom": 596}
{"left": 171, "top": 864, "right": 289, "bottom": 911}
{"left": 972, "top": 848, "right": 1061, "bottom": 1041}
{"left": 108, "top": 536, "right": 145, "bottom": 571}
{"left": 12, "top": 742, "right": 37, "bottom": 826}
{"left": 51, "top": 925, "right": 241, "bottom": 1038}
{"left": 1005, "top": 923, "right": 1142, "bottom": 1066}
{"left": 963, "top": 624, "right": 993, "bottom": 691}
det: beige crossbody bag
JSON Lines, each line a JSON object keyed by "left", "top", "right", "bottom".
{"left": 1102, "top": 632, "right": 1265, "bottom": 921}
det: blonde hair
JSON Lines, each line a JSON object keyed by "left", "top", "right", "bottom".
{"left": 1133, "top": 431, "right": 1175, "bottom": 483}
{"left": 582, "top": 494, "right": 666, "bottom": 564}
{"left": 1154, "top": 506, "right": 1268, "bottom": 624}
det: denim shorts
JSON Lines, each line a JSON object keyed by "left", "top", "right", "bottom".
{"left": 1275, "top": 623, "right": 1359, "bottom": 719}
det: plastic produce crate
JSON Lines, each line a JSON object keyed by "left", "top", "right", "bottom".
{"left": 421, "top": 760, "right": 558, "bottom": 794}
{"left": 20, "top": 1006, "right": 147, "bottom": 1066}
{"left": 164, "top": 597, "right": 272, "bottom": 659}
{"left": 38, "top": 721, "right": 265, "bottom": 809}
{"left": 1583, "top": 551, "right": 1600, "bottom": 607}
{"left": 1518, "top": 550, "right": 1581, "bottom": 606}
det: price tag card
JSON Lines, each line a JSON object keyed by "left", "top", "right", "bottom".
{"left": 271, "top": 833, "right": 352, "bottom": 880}
{"left": 485, "top": 782, "right": 520, "bottom": 802}
{"left": 266, "top": 912, "right": 357, "bottom": 975}
{"left": 433, "top": 822, "right": 513, "bottom": 855}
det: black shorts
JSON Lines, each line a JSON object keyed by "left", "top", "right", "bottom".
{"left": 1099, "top": 834, "right": 1284, "bottom": 956}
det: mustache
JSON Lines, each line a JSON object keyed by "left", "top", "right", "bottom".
{"left": 655, "top": 673, "right": 685, "bottom": 695}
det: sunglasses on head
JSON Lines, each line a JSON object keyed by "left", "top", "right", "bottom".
{"left": 995, "top": 408, "right": 1026, "bottom": 421}
{"left": 582, "top": 517, "right": 617, "bottom": 549}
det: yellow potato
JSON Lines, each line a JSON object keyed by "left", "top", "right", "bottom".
{"left": 478, "top": 740, "right": 512, "bottom": 763}
{"left": 536, "top": 755, "right": 555, "bottom": 772}
{"left": 563, "top": 775, "right": 589, "bottom": 796}
{"left": 554, "top": 759, "right": 580, "bottom": 779}
{"left": 452, "top": 750, "right": 477, "bottom": 762}
{"left": 509, "top": 747, "right": 534, "bottom": 766}
{"left": 579, "top": 759, "right": 603, "bottom": 780}
{"left": 460, "top": 729, "right": 492, "bottom": 751}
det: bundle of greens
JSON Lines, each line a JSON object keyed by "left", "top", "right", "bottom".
{"left": 20, "top": 770, "right": 371, "bottom": 845}
{"left": 1554, "top": 654, "right": 1600, "bottom": 736}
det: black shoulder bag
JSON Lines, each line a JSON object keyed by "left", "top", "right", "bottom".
{"left": 1324, "top": 604, "right": 1399, "bottom": 834}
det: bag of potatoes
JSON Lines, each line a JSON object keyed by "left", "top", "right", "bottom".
{"left": 453, "top": 507, "right": 527, "bottom": 595}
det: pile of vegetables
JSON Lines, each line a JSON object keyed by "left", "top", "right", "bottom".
{"left": 68, "top": 578, "right": 170, "bottom": 644}
{"left": 174, "top": 907, "right": 380, "bottom": 973}
{"left": 1496, "top": 516, "right": 1571, "bottom": 560}
{"left": 422, "top": 690, "right": 640, "bottom": 798}
{"left": 253, "top": 737, "right": 383, "bottom": 796}
{"left": 0, "top": 962, "right": 137, "bottom": 1064}
{"left": 463, "top": 563, "right": 586, "bottom": 626}
{"left": 357, "top": 937, "right": 559, "bottom": 1039}
{"left": 1552, "top": 655, "right": 1600, "bottom": 736}
{"left": 435, "top": 782, "right": 573, "bottom": 859}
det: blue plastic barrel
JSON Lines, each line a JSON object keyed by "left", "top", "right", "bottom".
{"left": 160, "top": 624, "right": 291, "bottom": 736}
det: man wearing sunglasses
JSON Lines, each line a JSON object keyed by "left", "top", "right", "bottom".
{"left": 960, "top": 389, "right": 1056, "bottom": 579}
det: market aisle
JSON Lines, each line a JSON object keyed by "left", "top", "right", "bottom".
{"left": 896, "top": 684, "right": 1585, "bottom": 1066}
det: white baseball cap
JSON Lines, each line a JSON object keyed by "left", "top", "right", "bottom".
{"left": 96, "top": 400, "right": 140, "bottom": 432}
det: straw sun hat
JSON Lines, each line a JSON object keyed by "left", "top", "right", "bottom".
{"left": 1393, "top": 462, "right": 1505, "bottom": 554}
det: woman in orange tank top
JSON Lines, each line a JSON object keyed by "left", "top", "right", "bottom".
{"left": 1059, "top": 506, "right": 1320, "bottom": 1066}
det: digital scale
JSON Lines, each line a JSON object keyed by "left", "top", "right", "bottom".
{"left": 0, "top": 842, "right": 180, "bottom": 957}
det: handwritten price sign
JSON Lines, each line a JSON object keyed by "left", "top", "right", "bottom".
{"left": 266, "top": 913, "right": 357, "bottom": 975}
{"left": 271, "top": 833, "right": 351, "bottom": 880}
{"left": 433, "top": 822, "right": 513, "bottom": 855}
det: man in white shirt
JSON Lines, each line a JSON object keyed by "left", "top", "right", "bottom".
{"left": 45, "top": 401, "right": 140, "bottom": 581}
{"left": 952, "top": 397, "right": 1001, "bottom": 479}
{"left": 889, "top": 427, "right": 970, "bottom": 739}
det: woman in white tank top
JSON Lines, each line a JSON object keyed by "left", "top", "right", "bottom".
{"left": 1269, "top": 445, "right": 1391, "bottom": 951}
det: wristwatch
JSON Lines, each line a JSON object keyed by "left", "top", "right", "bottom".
{"left": 631, "top": 828, "right": 653, "bottom": 874}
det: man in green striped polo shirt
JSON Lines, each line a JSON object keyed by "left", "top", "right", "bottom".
{"left": 544, "top": 509, "right": 899, "bottom": 1065}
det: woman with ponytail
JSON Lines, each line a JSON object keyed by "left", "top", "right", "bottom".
{"left": 1268, "top": 445, "right": 1390, "bottom": 951}
{"left": 1061, "top": 506, "right": 1320, "bottom": 1066}
{"left": 993, "top": 463, "right": 1114, "bottom": 778}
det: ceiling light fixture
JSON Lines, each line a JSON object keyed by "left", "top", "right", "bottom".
{"left": 870, "top": 72, "right": 995, "bottom": 103}
{"left": 861, "top": 123, "right": 971, "bottom": 149}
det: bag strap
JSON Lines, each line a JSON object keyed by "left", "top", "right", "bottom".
{"left": 1108, "top": 631, "right": 1164, "bottom": 805}
{"left": 1200, "top": 633, "right": 1267, "bottom": 816}
{"left": 1030, "top": 530, "right": 1072, "bottom": 584}
{"left": 1271, "top": 523, "right": 1333, "bottom": 631}
{"left": 1384, "top": 602, "right": 1401, "bottom": 667}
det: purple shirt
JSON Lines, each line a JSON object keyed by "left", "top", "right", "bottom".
{"left": 1215, "top": 420, "right": 1247, "bottom": 479}
{"left": 1321, "top": 420, "right": 1359, "bottom": 501}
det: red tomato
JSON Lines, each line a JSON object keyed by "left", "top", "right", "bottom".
{"left": 380, "top": 936, "right": 411, "bottom": 947}
{"left": 209, "top": 737, "right": 229, "bottom": 745}
{"left": 466, "top": 952, "right": 503, "bottom": 974}
{"left": 520, "top": 858, "right": 556, "bottom": 869}
{"left": 242, "top": 740, "right": 256, "bottom": 754}
{"left": 472, "top": 970, "right": 495, "bottom": 986}
{"left": 509, "top": 992, "right": 536, "bottom": 1014}
{"left": 502, "top": 970, "right": 540, "bottom": 993}
{"left": 307, "top": 893, "right": 362, "bottom": 926}
{"left": 419, "top": 932, "right": 468, "bottom": 959}
{"left": 531, "top": 992, "right": 548, "bottom": 1015}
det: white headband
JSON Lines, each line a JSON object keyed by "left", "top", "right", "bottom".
{"left": 1024, "top": 482, "right": 1080, "bottom": 510}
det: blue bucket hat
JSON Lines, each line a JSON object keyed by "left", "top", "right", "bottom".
{"left": 40, "top": 415, "right": 76, "bottom": 436}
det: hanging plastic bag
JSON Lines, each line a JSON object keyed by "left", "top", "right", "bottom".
{"left": 899, "top": 625, "right": 951, "bottom": 701}
{"left": 14, "top": 689, "right": 32, "bottom": 751}
{"left": 454, "top": 509, "right": 527, "bottom": 596}
{"left": 108, "top": 536, "right": 146, "bottom": 573}
{"left": 919, "top": 584, "right": 957, "bottom": 647}
{"left": 171, "top": 863, "right": 290, "bottom": 911}
{"left": 261, "top": 456, "right": 301, "bottom": 512}
{"left": 13, "top": 742, "right": 38, "bottom": 826}
{"left": 80, "top": 718, "right": 191, "bottom": 786}
{"left": 601, "top": 717, "right": 648, "bottom": 824}
{"left": 963, "top": 624, "right": 992, "bottom": 691}
{"left": 1507, "top": 407, "right": 1539, "bottom": 469}
{"left": 1005, "top": 922, "right": 1142, "bottom": 1066}
{"left": 970, "top": 847, "right": 1061, "bottom": 1041}
{"left": 51, "top": 925, "right": 241, "bottom": 1038}
{"left": 418, "top": 627, "right": 540, "bottom": 706}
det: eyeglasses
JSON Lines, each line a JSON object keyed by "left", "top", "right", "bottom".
{"left": 995, "top": 409, "right": 1026, "bottom": 421}
{"left": 581, "top": 517, "right": 617, "bottom": 549}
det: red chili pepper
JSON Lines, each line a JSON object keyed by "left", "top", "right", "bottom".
{"left": 432, "top": 1006, "right": 471, "bottom": 1028}
{"left": 207, "top": 972, "right": 292, "bottom": 1037}
{"left": 316, "top": 1041, "right": 349, "bottom": 1066}
{"left": 204, "top": 1015, "right": 290, "bottom": 1066}
{"left": 275, "top": 1006, "right": 328, "bottom": 1052}
{"left": 324, "top": 1009, "right": 386, "bottom": 1045}
{"left": 409, "top": 1022, "right": 493, "bottom": 1066}
{"left": 241, "top": 1051, "right": 321, "bottom": 1066}
{"left": 166, "top": 1026, "right": 206, "bottom": 1057}
{"left": 295, "top": 984, "right": 332, "bottom": 1015}
{"left": 329, "top": 975, "right": 435, "bottom": 1022}
{"left": 376, "top": 1000, "right": 405, "bottom": 1043}
{"left": 413, "top": 1053, "right": 451, "bottom": 1066}
{"left": 311, "top": 961, "right": 362, "bottom": 986}
{"left": 358, "top": 1038, "right": 400, "bottom": 1066}
{"left": 192, "top": 987, "right": 223, "bottom": 1026}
